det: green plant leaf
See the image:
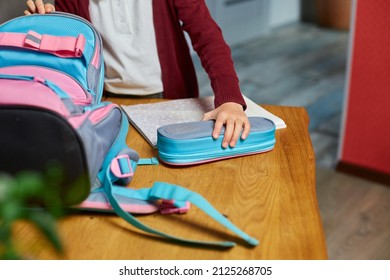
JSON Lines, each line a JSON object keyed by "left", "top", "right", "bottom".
{"left": 27, "top": 211, "right": 63, "bottom": 253}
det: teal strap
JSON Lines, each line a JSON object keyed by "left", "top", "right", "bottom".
{"left": 148, "top": 182, "right": 259, "bottom": 247}
{"left": 102, "top": 166, "right": 235, "bottom": 247}
{"left": 96, "top": 110, "right": 131, "bottom": 185}
{"left": 102, "top": 162, "right": 259, "bottom": 247}
{"left": 138, "top": 157, "right": 159, "bottom": 165}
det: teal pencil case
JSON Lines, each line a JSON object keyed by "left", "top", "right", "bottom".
{"left": 157, "top": 117, "right": 276, "bottom": 165}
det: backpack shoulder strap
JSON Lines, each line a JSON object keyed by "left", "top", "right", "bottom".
{"left": 102, "top": 156, "right": 259, "bottom": 248}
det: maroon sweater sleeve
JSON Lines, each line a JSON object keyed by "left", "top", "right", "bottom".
{"left": 174, "top": 0, "right": 246, "bottom": 109}
{"left": 54, "top": 0, "right": 245, "bottom": 109}
{"left": 55, "top": 0, "right": 91, "bottom": 22}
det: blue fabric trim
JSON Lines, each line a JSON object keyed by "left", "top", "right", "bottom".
{"left": 97, "top": 109, "right": 132, "bottom": 183}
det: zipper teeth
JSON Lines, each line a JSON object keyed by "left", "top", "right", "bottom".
{"left": 0, "top": 12, "right": 103, "bottom": 99}
{"left": 158, "top": 132, "right": 275, "bottom": 144}
{"left": 1, "top": 65, "right": 92, "bottom": 102}
{"left": 3, "top": 65, "right": 92, "bottom": 100}
{"left": 0, "top": 74, "right": 66, "bottom": 98}
{"left": 0, "top": 76, "right": 71, "bottom": 117}
{"left": 159, "top": 140, "right": 276, "bottom": 160}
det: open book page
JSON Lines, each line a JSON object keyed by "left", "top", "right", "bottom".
{"left": 121, "top": 95, "right": 286, "bottom": 147}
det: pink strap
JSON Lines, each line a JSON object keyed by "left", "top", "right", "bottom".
{"left": 0, "top": 30, "right": 85, "bottom": 58}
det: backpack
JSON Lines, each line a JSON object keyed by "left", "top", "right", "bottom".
{"left": 0, "top": 12, "right": 258, "bottom": 247}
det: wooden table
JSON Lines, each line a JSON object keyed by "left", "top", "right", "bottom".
{"left": 13, "top": 98, "right": 328, "bottom": 260}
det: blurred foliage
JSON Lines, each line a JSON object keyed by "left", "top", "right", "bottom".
{"left": 0, "top": 166, "right": 66, "bottom": 259}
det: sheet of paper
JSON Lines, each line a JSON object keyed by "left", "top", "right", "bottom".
{"left": 121, "top": 95, "right": 286, "bottom": 147}
{"left": 242, "top": 96, "right": 287, "bottom": 129}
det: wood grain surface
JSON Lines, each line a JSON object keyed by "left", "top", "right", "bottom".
{"left": 12, "top": 98, "right": 327, "bottom": 260}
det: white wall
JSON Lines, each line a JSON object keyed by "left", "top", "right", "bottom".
{"left": 205, "top": 0, "right": 271, "bottom": 47}
{"left": 204, "top": 0, "right": 301, "bottom": 46}
{"left": 269, "top": 0, "right": 301, "bottom": 28}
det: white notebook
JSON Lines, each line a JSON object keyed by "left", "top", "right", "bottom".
{"left": 121, "top": 95, "right": 286, "bottom": 147}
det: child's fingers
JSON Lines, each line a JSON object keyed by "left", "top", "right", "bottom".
{"left": 26, "top": 0, "right": 37, "bottom": 14}
{"left": 221, "top": 119, "right": 234, "bottom": 148}
{"left": 45, "top": 4, "right": 55, "bottom": 13}
{"left": 35, "top": 0, "right": 46, "bottom": 14}
{"left": 230, "top": 120, "right": 245, "bottom": 148}
{"left": 241, "top": 119, "right": 251, "bottom": 140}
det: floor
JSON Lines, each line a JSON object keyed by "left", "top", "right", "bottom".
{"left": 195, "top": 22, "right": 390, "bottom": 260}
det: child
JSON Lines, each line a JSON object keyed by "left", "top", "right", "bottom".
{"left": 25, "top": 0, "right": 251, "bottom": 148}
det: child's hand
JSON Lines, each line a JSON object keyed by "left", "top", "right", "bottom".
{"left": 24, "top": 0, "right": 55, "bottom": 15}
{"left": 203, "top": 102, "right": 251, "bottom": 148}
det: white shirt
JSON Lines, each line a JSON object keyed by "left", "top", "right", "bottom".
{"left": 89, "top": 0, "right": 163, "bottom": 95}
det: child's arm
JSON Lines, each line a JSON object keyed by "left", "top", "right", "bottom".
{"left": 176, "top": 1, "right": 251, "bottom": 148}
{"left": 24, "top": 0, "right": 55, "bottom": 15}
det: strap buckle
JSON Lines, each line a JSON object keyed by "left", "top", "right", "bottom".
{"left": 110, "top": 154, "right": 133, "bottom": 179}
{"left": 160, "top": 199, "right": 190, "bottom": 215}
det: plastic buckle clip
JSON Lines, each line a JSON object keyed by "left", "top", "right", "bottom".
{"left": 160, "top": 199, "right": 190, "bottom": 215}
{"left": 110, "top": 154, "right": 133, "bottom": 179}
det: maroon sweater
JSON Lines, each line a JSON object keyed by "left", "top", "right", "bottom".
{"left": 55, "top": 0, "right": 246, "bottom": 108}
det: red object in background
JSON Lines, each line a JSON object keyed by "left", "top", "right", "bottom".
{"left": 338, "top": 0, "right": 390, "bottom": 182}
